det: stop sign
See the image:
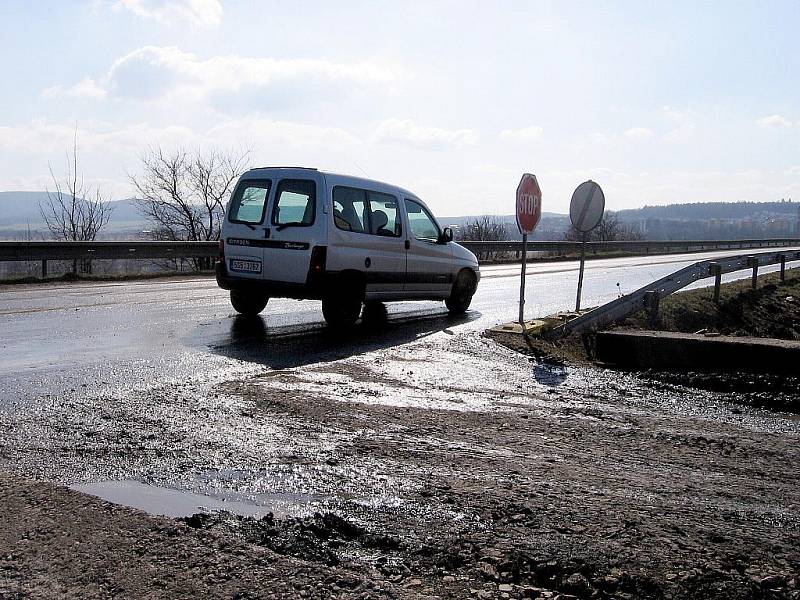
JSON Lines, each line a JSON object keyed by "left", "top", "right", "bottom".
{"left": 516, "top": 173, "right": 542, "bottom": 235}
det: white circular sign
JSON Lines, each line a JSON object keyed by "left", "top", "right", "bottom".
{"left": 569, "top": 180, "right": 605, "bottom": 233}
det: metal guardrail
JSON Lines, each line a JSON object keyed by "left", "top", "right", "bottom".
{"left": 1, "top": 238, "right": 798, "bottom": 263}
{"left": 0, "top": 241, "right": 218, "bottom": 277}
{"left": 0, "top": 241, "right": 218, "bottom": 261}
{"left": 461, "top": 237, "right": 800, "bottom": 255}
{"left": 0, "top": 239, "right": 799, "bottom": 279}
{"left": 545, "top": 249, "right": 800, "bottom": 340}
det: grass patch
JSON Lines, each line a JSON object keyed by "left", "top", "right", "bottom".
{"left": 621, "top": 270, "right": 800, "bottom": 340}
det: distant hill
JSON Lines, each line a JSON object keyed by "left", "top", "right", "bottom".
{"left": 440, "top": 212, "right": 564, "bottom": 227}
{"left": 441, "top": 213, "right": 569, "bottom": 241}
{"left": 2, "top": 192, "right": 797, "bottom": 241}
{"left": 0, "top": 192, "right": 147, "bottom": 234}
{"left": 617, "top": 201, "right": 799, "bottom": 221}
{"left": 0, "top": 192, "right": 51, "bottom": 228}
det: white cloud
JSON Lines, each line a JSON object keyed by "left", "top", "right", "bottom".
{"left": 0, "top": 119, "right": 195, "bottom": 156}
{"left": 0, "top": 117, "right": 362, "bottom": 196}
{"left": 662, "top": 105, "right": 691, "bottom": 123}
{"left": 45, "top": 46, "right": 397, "bottom": 109}
{"left": 658, "top": 106, "right": 697, "bottom": 142}
{"left": 205, "top": 117, "right": 360, "bottom": 151}
{"left": 577, "top": 127, "right": 653, "bottom": 148}
{"left": 499, "top": 125, "right": 543, "bottom": 142}
{"left": 373, "top": 118, "right": 478, "bottom": 149}
{"left": 114, "top": 0, "right": 222, "bottom": 28}
{"left": 663, "top": 122, "right": 695, "bottom": 143}
{"left": 0, "top": 117, "right": 358, "bottom": 157}
{"left": 623, "top": 127, "right": 653, "bottom": 139}
{"left": 42, "top": 78, "right": 107, "bottom": 100}
{"left": 757, "top": 114, "right": 794, "bottom": 128}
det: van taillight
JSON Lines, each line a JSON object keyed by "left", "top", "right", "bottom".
{"left": 309, "top": 246, "right": 327, "bottom": 277}
{"left": 218, "top": 240, "right": 225, "bottom": 263}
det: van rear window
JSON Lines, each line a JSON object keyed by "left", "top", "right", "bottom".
{"left": 228, "top": 180, "right": 271, "bottom": 224}
{"left": 272, "top": 179, "right": 316, "bottom": 227}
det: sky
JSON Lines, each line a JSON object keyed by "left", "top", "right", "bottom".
{"left": 1, "top": 0, "right": 799, "bottom": 216}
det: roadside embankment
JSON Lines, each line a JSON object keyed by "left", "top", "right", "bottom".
{"left": 595, "top": 330, "right": 800, "bottom": 374}
{"left": 487, "top": 271, "right": 800, "bottom": 410}
{"left": 487, "top": 271, "right": 799, "bottom": 362}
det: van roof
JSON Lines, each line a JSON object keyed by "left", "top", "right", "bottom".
{"left": 242, "top": 167, "right": 419, "bottom": 200}
{"left": 252, "top": 166, "right": 318, "bottom": 171}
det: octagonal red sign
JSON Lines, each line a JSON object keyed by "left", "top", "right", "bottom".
{"left": 516, "top": 173, "right": 542, "bottom": 235}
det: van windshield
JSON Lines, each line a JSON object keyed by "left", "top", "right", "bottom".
{"left": 228, "top": 180, "right": 271, "bottom": 224}
{"left": 405, "top": 198, "right": 440, "bottom": 241}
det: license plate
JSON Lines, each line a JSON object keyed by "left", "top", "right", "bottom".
{"left": 230, "top": 259, "right": 262, "bottom": 274}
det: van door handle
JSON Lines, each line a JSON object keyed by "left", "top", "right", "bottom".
{"left": 404, "top": 240, "right": 411, "bottom": 250}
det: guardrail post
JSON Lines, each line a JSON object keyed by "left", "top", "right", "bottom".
{"left": 709, "top": 263, "right": 722, "bottom": 305}
{"left": 644, "top": 291, "right": 660, "bottom": 327}
{"left": 746, "top": 256, "right": 758, "bottom": 289}
{"left": 779, "top": 254, "right": 786, "bottom": 282}
{"left": 41, "top": 259, "right": 47, "bottom": 278}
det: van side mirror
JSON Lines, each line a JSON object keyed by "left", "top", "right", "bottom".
{"left": 439, "top": 227, "right": 453, "bottom": 244}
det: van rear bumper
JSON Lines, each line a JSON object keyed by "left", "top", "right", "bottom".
{"left": 215, "top": 262, "right": 323, "bottom": 300}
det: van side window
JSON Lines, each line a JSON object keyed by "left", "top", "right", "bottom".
{"left": 333, "top": 187, "right": 369, "bottom": 233}
{"left": 272, "top": 179, "right": 316, "bottom": 227}
{"left": 368, "top": 191, "right": 402, "bottom": 237}
{"left": 228, "top": 179, "right": 271, "bottom": 224}
{"left": 405, "top": 198, "right": 440, "bottom": 241}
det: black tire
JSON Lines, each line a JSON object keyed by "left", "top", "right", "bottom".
{"left": 230, "top": 291, "right": 268, "bottom": 316}
{"left": 445, "top": 270, "right": 476, "bottom": 314}
{"left": 361, "top": 300, "right": 388, "bottom": 326}
{"left": 322, "top": 294, "right": 362, "bottom": 328}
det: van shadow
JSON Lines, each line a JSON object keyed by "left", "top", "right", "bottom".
{"left": 203, "top": 305, "right": 481, "bottom": 370}
{"left": 532, "top": 362, "right": 569, "bottom": 387}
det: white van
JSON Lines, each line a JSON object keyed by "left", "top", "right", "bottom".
{"left": 216, "top": 167, "right": 480, "bottom": 327}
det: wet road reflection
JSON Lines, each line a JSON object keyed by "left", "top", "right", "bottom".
{"left": 203, "top": 306, "right": 480, "bottom": 370}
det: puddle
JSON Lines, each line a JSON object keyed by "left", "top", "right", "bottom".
{"left": 70, "top": 480, "right": 326, "bottom": 519}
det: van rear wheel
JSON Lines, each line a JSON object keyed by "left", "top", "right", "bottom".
{"left": 322, "top": 295, "right": 362, "bottom": 328}
{"left": 230, "top": 291, "right": 269, "bottom": 316}
{"left": 445, "top": 270, "right": 476, "bottom": 314}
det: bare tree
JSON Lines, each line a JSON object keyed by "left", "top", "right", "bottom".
{"left": 457, "top": 215, "right": 508, "bottom": 261}
{"left": 131, "top": 147, "right": 248, "bottom": 270}
{"left": 39, "top": 131, "right": 113, "bottom": 274}
{"left": 565, "top": 211, "right": 643, "bottom": 242}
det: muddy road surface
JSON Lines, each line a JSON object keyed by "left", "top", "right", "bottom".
{"left": 2, "top": 326, "right": 799, "bottom": 598}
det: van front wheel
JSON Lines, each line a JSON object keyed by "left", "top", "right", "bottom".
{"left": 445, "top": 270, "right": 476, "bottom": 314}
{"left": 322, "top": 295, "right": 362, "bottom": 328}
{"left": 230, "top": 291, "right": 269, "bottom": 316}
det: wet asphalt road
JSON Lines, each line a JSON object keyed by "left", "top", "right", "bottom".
{"left": 0, "top": 248, "right": 796, "bottom": 405}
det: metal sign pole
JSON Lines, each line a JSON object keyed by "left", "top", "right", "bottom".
{"left": 569, "top": 180, "right": 605, "bottom": 314}
{"left": 575, "top": 232, "right": 587, "bottom": 312}
{"left": 518, "top": 233, "right": 528, "bottom": 325}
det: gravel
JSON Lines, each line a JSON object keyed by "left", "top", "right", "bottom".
{"left": 1, "top": 330, "right": 799, "bottom": 599}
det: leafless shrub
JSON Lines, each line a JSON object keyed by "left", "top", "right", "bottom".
{"left": 565, "top": 211, "right": 643, "bottom": 242}
{"left": 39, "top": 131, "right": 113, "bottom": 274}
{"left": 131, "top": 147, "right": 249, "bottom": 269}
{"left": 458, "top": 215, "right": 508, "bottom": 260}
